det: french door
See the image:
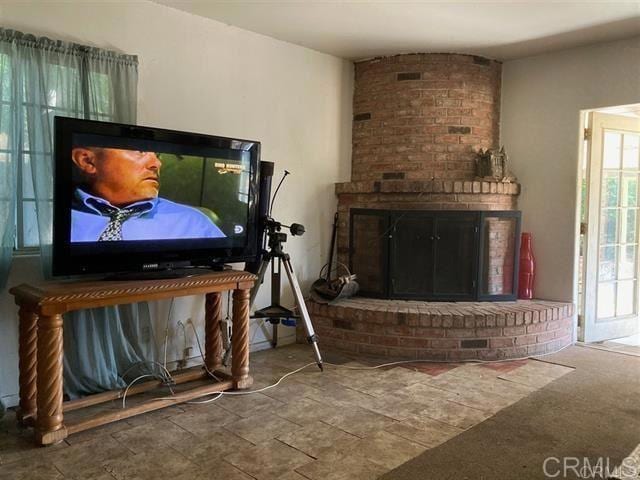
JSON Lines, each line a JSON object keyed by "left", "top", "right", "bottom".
{"left": 583, "top": 112, "right": 640, "bottom": 342}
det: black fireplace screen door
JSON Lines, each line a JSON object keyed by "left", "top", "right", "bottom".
{"left": 349, "top": 209, "right": 521, "bottom": 301}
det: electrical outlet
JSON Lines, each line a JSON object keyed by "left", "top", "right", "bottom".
{"left": 177, "top": 345, "right": 193, "bottom": 370}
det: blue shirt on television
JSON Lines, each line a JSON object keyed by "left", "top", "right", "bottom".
{"left": 71, "top": 188, "right": 226, "bottom": 242}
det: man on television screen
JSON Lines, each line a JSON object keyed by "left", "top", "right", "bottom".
{"left": 70, "top": 147, "right": 225, "bottom": 242}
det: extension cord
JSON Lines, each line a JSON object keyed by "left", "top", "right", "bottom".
{"left": 143, "top": 338, "right": 574, "bottom": 406}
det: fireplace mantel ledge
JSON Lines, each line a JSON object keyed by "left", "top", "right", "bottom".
{"left": 335, "top": 179, "right": 520, "bottom": 196}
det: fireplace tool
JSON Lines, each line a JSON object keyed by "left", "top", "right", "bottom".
{"left": 310, "top": 212, "right": 359, "bottom": 303}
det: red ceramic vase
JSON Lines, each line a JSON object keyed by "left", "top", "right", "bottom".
{"left": 518, "top": 232, "right": 535, "bottom": 299}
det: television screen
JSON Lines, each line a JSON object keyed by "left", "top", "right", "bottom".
{"left": 53, "top": 117, "right": 260, "bottom": 276}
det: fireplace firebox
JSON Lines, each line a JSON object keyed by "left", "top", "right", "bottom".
{"left": 349, "top": 209, "right": 521, "bottom": 301}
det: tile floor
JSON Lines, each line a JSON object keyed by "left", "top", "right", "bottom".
{"left": 0, "top": 344, "right": 574, "bottom": 480}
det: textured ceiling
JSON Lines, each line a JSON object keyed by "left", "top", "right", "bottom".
{"left": 153, "top": 1, "right": 640, "bottom": 60}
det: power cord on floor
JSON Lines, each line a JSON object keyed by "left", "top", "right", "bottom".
{"left": 122, "top": 374, "right": 164, "bottom": 409}
{"left": 145, "top": 331, "right": 574, "bottom": 406}
{"left": 182, "top": 361, "right": 317, "bottom": 404}
{"left": 119, "top": 292, "right": 575, "bottom": 409}
{"left": 120, "top": 360, "right": 174, "bottom": 384}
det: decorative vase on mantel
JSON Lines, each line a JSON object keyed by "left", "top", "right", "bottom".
{"left": 518, "top": 232, "right": 535, "bottom": 300}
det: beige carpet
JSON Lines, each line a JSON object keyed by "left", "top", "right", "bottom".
{"left": 382, "top": 345, "right": 640, "bottom": 480}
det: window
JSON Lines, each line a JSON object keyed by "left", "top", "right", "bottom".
{"left": 0, "top": 53, "right": 115, "bottom": 251}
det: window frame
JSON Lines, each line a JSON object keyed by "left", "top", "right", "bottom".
{"left": 6, "top": 62, "right": 115, "bottom": 253}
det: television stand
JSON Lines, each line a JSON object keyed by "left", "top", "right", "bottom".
{"left": 10, "top": 270, "right": 256, "bottom": 446}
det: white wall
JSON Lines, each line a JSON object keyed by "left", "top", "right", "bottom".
{"left": 501, "top": 36, "right": 640, "bottom": 304}
{"left": 0, "top": 1, "right": 353, "bottom": 406}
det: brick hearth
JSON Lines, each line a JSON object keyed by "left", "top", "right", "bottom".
{"left": 303, "top": 299, "right": 574, "bottom": 361}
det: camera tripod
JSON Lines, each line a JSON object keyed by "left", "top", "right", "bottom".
{"left": 222, "top": 218, "right": 324, "bottom": 371}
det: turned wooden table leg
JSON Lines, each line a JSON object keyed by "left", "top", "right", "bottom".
{"left": 35, "top": 314, "right": 67, "bottom": 445}
{"left": 204, "top": 292, "right": 223, "bottom": 374}
{"left": 231, "top": 288, "right": 252, "bottom": 389}
{"left": 16, "top": 306, "right": 38, "bottom": 426}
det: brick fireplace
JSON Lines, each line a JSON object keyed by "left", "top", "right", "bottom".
{"left": 337, "top": 53, "right": 519, "bottom": 300}
{"left": 303, "top": 53, "right": 573, "bottom": 359}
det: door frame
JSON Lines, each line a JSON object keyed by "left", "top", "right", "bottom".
{"left": 580, "top": 111, "right": 640, "bottom": 342}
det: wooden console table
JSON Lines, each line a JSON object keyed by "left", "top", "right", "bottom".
{"left": 10, "top": 270, "right": 256, "bottom": 446}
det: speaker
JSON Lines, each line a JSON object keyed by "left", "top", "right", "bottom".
{"left": 245, "top": 160, "right": 274, "bottom": 274}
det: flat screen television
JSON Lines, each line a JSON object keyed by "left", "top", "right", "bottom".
{"left": 52, "top": 117, "right": 260, "bottom": 277}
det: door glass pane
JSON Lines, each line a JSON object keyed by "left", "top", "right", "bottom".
{"left": 600, "top": 209, "right": 618, "bottom": 245}
{"left": 603, "top": 132, "right": 622, "bottom": 169}
{"left": 593, "top": 124, "right": 640, "bottom": 328}
{"left": 601, "top": 171, "right": 620, "bottom": 207}
{"left": 616, "top": 280, "right": 635, "bottom": 316}
{"left": 621, "top": 174, "right": 638, "bottom": 207}
{"left": 597, "top": 283, "right": 616, "bottom": 319}
{"left": 623, "top": 134, "right": 640, "bottom": 169}
{"left": 599, "top": 246, "right": 617, "bottom": 281}
{"left": 619, "top": 244, "right": 637, "bottom": 279}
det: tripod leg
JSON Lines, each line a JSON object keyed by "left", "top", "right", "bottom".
{"left": 270, "top": 258, "right": 281, "bottom": 348}
{"left": 281, "top": 255, "right": 323, "bottom": 370}
{"left": 250, "top": 255, "right": 272, "bottom": 307}
{"left": 272, "top": 322, "right": 278, "bottom": 348}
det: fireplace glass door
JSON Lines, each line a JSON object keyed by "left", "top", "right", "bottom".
{"left": 389, "top": 214, "right": 435, "bottom": 297}
{"left": 349, "top": 209, "right": 521, "bottom": 301}
{"left": 350, "top": 210, "right": 389, "bottom": 297}
{"left": 432, "top": 215, "right": 478, "bottom": 298}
